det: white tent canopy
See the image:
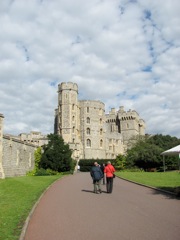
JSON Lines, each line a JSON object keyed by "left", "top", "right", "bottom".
{"left": 161, "top": 145, "right": 180, "bottom": 156}
{"left": 161, "top": 145, "right": 180, "bottom": 171}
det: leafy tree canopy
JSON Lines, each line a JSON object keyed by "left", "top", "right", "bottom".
{"left": 39, "top": 134, "right": 73, "bottom": 172}
{"left": 126, "top": 134, "right": 180, "bottom": 171}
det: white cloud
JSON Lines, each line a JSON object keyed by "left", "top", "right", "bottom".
{"left": 0, "top": 0, "right": 180, "bottom": 138}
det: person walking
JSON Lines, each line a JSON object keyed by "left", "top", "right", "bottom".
{"left": 104, "top": 161, "right": 115, "bottom": 193}
{"left": 100, "top": 163, "right": 106, "bottom": 185}
{"left": 90, "top": 162, "right": 103, "bottom": 194}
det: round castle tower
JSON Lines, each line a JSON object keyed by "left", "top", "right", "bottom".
{"left": 57, "top": 82, "right": 79, "bottom": 143}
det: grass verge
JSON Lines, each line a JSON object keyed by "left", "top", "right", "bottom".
{"left": 0, "top": 175, "right": 63, "bottom": 240}
{"left": 116, "top": 171, "right": 180, "bottom": 194}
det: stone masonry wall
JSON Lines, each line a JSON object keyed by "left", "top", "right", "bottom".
{"left": 79, "top": 100, "right": 106, "bottom": 159}
{"left": 0, "top": 114, "right": 4, "bottom": 178}
{"left": 1, "top": 135, "right": 36, "bottom": 178}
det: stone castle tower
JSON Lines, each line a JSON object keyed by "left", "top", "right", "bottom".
{"left": 54, "top": 82, "right": 145, "bottom": 160}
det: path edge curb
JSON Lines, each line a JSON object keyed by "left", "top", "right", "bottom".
{"left": 116, "top": 175, "right": 177, "bottom": 197}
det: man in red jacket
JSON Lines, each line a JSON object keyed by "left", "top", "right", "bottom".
{"left": 104, "top": 161, "right": 115, "bottom": 193}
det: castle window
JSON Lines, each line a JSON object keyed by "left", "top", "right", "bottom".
{"left": 72, "top": 116, "right": 75, "bottom": 122}
{"left": 100, "top": 118, "right": 102, "bottom": 124}
{"left": 100, "top": 128, "right": 103, "bottom": 135}
{"left": 72, "top": 104, "right": 75, "bottom": 110}
{"left": 100, "top": 139, "right": 103, "bottom": 148}
{"left": 87, "top": 139, "right": 91, "bottom": 147}
{"left": 113, "top": 145, "right": 115, "bottom": 152}
{"left": 73, "top": 138, "right": 75, "bottom": 143}
{"left": 87, "top": 128, "right": 90, "bottom": 135}
{"left": 87, "top": 107, "right": 89, "bottom": 113}
{"left": 87, "top": 117, "right": 90, "bottom": 124}
{"left": 72, "top": 127, "right": 75, "bottom": 133}
{"left": 127, "top": 123, "right": 129, "bottom": 128}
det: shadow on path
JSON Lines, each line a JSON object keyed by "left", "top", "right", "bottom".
{"left": 151, "top": 187, "right": 180, "bottom": 200}
{"left": 81, "top": 189, "right": 107, "bottom": 194}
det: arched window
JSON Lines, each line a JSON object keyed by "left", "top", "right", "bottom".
{"left": 72, "top": 116, "right": 75, "bottom": 122}
{"left": 100, "top": 118, "right": 102, "bottom": 124}
{"left": 100, "top": 128, "right": 103, "bottom": 135}
{"left": 87, "top": 117, "right": 90, "bottom": 124}
{"left": 100, "top": 139, "right": 103, "bottom": 148}
{"left": 72, "top": 127, "right": 75, "bottom": 133}
{"left": 72, "top": 104, "right": 75, "bottom": 110}
{"left": 87, "top": 128, "right": 90, "bottom": 135}
{"left": 87, "top": 139, "right": 91, "bottom": 147}
{"left": 87, "top": 107, "right": 89, "bottom": 113}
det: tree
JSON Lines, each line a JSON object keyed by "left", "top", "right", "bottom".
{"left": 126, "top": 134, "right": 180, "bottom": 171}
{"left": 114, "top": 154, "right": 127, "bottom": 170}
{"left": 39, "top": 134, "right": 73, "bottom": 172}
{"left": 147, "top": 134, "right": 180, "bottom": 170}
{"left": 34, "top": 147, "right": 42, "bottom": 171}
{"left": 147, "top": 134, "right": 180, "bottom": 149}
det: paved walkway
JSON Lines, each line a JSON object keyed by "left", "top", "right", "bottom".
{"left": 22, "top": 172, "right": 180, "bottom": 240}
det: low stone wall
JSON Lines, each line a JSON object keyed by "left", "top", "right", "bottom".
{"left": 0, "top": 135, "right": 36, "bottom": 178}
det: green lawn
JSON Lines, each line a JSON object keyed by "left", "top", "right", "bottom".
{"left": 116, "top": 171, "right": 180, "bottom": 193}
{"left": 0, "top": 175, "right": 63, "bottom": 240}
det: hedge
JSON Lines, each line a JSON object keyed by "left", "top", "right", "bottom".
{"left": 79, "top": 159, "right": 115, "bottom": 172}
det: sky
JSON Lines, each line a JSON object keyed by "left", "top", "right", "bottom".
{"left": 0, "top": 0, "right": 180, "bottom": 138}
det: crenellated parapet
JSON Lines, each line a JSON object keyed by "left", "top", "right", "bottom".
{"left": 58, "top": 82, "right": 78, "bottom": 93}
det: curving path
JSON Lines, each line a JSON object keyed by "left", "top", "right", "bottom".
{"left": 23, "top": 172, "right": 180, "bottom": 240}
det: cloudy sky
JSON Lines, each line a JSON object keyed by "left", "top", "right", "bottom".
{"left": 0, "top": 0, "right": 180, "bottom": 138}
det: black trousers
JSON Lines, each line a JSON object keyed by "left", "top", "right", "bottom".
{"left": 106, "top": 177, "right": 113, "bottom": 193}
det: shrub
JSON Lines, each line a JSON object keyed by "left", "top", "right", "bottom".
{"left": 27, "top": 168, "right": 60, "bottom": 176}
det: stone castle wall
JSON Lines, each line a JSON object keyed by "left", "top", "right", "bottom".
{"left": 2, "top": 136, "right": 35, "bottom": 178}
{"left": 0, "top": 114, "right": 4, "bottom": 178}
{"left": 0, "top": 114, "right": 36, "bottom": 179}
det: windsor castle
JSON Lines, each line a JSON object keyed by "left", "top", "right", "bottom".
{"left": 54, "top": 82, "right": 146, "bottom": 161}
{"left": 0, "top": 82, "right": 145, "bottom": 178}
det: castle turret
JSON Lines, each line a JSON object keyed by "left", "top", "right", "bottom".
{"left": 57, "top": 82, "right": 79, "bottom": 143}
{"left": 55, "top": 82, "right": 83, "bottom": 161}
{"left": 118, "top": 107, "right": 146, "bottom": 146}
